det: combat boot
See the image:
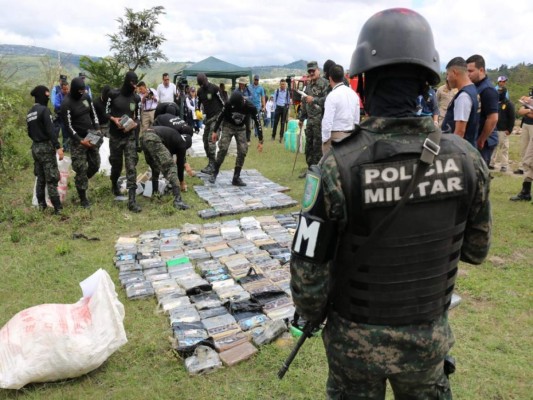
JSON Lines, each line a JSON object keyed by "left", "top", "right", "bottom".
{"left": 128, "top": 188, "right": 142, "bottom": 213}
{"left": 50, "top": 196, "right": 63, "bottom": 215}
{"left": 36, "top": 183, "right": 47, "bottom": 211}
{"left": 111, "top": 179, "right": 121, "bottom": 196}
{"left": 172, "top": 185, "right": 190, "bottom": 210}
{"left": 151, "top": 178, "right": 161, "bottom": 199}
{"left": 510, "top": 181, "right": 532, "bottom": 201}
{"left": 201, "top": 159, "right": 215, "bottom": 175}
{"left": 208, "top": 163, "right": 220, "bottom": 184}
{"left": 77, "top": 188, "right": 90, "bottom": 209}
{"left": 232, "top": 167, "right": 246, "bottom": 187}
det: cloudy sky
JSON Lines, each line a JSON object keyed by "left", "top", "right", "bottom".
{"left": 1, "top": 0, "right": 532, "bottom": 71}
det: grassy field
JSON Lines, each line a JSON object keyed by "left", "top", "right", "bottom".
{"left": 0, "top": 128, "right": 531, "bottom": 400}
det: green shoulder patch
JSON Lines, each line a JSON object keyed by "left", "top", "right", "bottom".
{"left": 302, "top": 171, "right": 320, "bottom": 212}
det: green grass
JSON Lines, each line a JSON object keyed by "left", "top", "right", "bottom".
{"left": 0, "top": 130, "right": 531, "bottom": 399}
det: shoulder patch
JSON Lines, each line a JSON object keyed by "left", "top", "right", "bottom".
{"left": 302, "top": 170, "right": 321, "bottom": 212}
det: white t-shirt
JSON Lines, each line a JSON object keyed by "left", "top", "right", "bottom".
{"left": 157, "top": 82, "right": 177, "bottom": 103}
{"left": 453, "top": 91, "right": 473, "bottom": 122}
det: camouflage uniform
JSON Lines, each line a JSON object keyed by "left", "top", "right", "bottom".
{"left": 290, "top": 117, "right": 492, "bottom": 399}
{"left": 203, "top": 114, "right": 219, "bottom": 161}
{"left": 300, "top": 76, "right": 328, "bottom": 167}
{"left": 216, "top": 123, "right": 248, "bottom": 169}
{"left": 141, "top": 130, "right": 179, "bottom": 188}
{"left": 109, "top": 134, "right": 138, "bottom": 189}
{"left": 70, "top": 140, "right": 100, "bottom": 191}
{"left": 32, "top": 141, "right": 60, "bottom": 198}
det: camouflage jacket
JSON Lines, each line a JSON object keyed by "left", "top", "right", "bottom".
{"left": 299, "top": 77, "right": 329, "bottom": 123}
{"left": 290, "top": 116, "right": 492, "bottom": 323}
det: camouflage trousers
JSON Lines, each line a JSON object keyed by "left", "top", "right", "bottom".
{"left": 141, "top": 131, "right": 179, "bottom": 189}
{"left": 203, "top": 114, "right": 220, "bottom": 162}
{"left": 32, "top": 141, "right": 59, "bottom": 198}
{"left": 215, "top": 123, "right": 248, "bottom": 169}
{"left": 323, "top": 311, "right": 453, "bottom": 400}
{"left": 70, "top": 139, "right": 100, "bottom": 190}
{"left": 304, "top": 120, "right": 323, "bottom": 168}
{"left": 109, "top": 134, "right": 138, "bottom": 189}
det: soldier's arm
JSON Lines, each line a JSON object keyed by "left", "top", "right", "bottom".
{"left": 460, "top": 150, "right": 492, "bottom": 264}
{"left": 290, "top": 156, "right": 344, "bottom": 323}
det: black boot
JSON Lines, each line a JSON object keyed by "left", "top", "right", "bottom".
{"left": 36, "top": 183, "right": 47, "bottom": 211}
{"left": 50, "top": 196, "right": 63, "bottom": 215}
{"left": 172, "top": 185, "right": 190, "bottom": 210}
{"left": 201, "top": 159, "right": 215, "bottom": 175}
{"left": 128, "top": 188, "right": 142, "bottom": 213}
{"left": 151, "top": 178, "right": 160, "bottom": 198}
{"left": 208, "top": 163, "right": 220, "bottom": 184}
{"left": 232, "top": 167, "right": 246, "bottom": 186}
{"left": 77, "top": 188, "right": 90, "bottom": 209}
{"left": 510, "top": 181, "right": 532, "bottom": 201}
{"left": 111, "top": 179, "right": 121, "bottom": 196}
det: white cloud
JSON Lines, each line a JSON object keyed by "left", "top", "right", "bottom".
{"left": 0, "top": 0, "right": 532, "bottom": 69}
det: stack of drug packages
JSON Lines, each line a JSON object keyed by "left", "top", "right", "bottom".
{"left": 114, "top": 214, "right": 299, "bottom": 375}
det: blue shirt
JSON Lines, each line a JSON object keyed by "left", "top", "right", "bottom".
{"left": 476, "top": 77, "right": 499, "bottom": 147}
{"left": 274, "top": 88, "right": 290, "bottom": 107}
{"left": 250, "top": 84, "right": 265, "bottom": 110}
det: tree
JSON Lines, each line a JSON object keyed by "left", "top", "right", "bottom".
{"left": 79, "top": 56, "right": 130, "bottom": 94}
{"left": 108, "top": 6, "right": 167, "bottom": 72}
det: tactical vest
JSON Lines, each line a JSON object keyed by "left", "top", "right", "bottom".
{"left": 441, "top": 84, "right": 479, "bottom": 147}
{"left": 331, "top": 125, "right": 477, "bottom": 326}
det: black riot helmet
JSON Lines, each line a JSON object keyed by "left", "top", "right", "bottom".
{"left": 349, "top": 8, "right": 440, "bottom": 85}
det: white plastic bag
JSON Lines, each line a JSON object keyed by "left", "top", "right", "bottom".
{"left": 98, "top": 137, "right": 112, "bottom": 176}
{"left": 0, "top": 269, "right": 127, "bottom": 389}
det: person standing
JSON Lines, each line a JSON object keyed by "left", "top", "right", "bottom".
{"left": 208, "top": 92, "right": 263, "bottom": 186}
{"left": 466, "top": 54, "right": 499, "bottom": 165}
{"left": 250, "top": 74, "right": 266, "bottom": 138}
{"left": 289, "top": 8, "right": 491, "bottom": 399}
{"left": 495, "top": 75, "right": 510, "bottom": 100}
{"left": 106, "top": 71, "right": 142, "bottom": 212}
{"left": 157, "top": 73, "right": 177, "bottom": 104}
{"left": 441, "top": 57, "right": 479, "bottom": 146}
{"left": 321, "top": 64, "right": 360, "bottom": 155}
{"left": 196, "top": 73, "right": 225, "bottom": 175}
{"left": 436, "top": 80, "right": 457, "bottom": 125}
{"left": 298, "top": 61, "right": 329, "bottom": 177}
{"left": 219, "top": 83, "right": 229, "bottom": 103}
{"left": 78, "top": 72, "right": 92, "bottom": 98}
{"left": 265, "top": 95, "right": 275, "bottom": 128}
{"left": 61, "top": 77, "right": 101, "bottom": 208}
{"left": 490, "top": 87, "right": 515, "bottom": 172}
{"left": 272, "top": 79, "right": 291, "bottom": 142}
{"left": 27, "top": 85, "right": 63, "bottom": 214}
{"left": 138, "top": 81, "right": 158, "bottom": 134}
{"left": 510, "top": 95, "right": 533, "bottom": 201}
{"left": 53, "top": 80, "right": 70, "bottom": 152}
{"left": 233, "top": 77, "right": 254, "bottom": 142}
{"left": 141, "top": 125, "right": 191, "bottom": 210}
{"left": 186, "top": 87, "right": 202, "bottom": 133}
{"left": 416, "top": 82, "right": 439, "bottom": 125}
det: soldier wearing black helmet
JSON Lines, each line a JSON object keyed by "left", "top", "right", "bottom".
{"left": 289, "top": 8, "right": 491, "bottom": 399}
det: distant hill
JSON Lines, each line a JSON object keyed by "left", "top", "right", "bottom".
{"left": 0, "top": 44, "right": 307, "bottom": 86}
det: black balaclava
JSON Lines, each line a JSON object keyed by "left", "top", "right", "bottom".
{"left": 229, "top": 91, "right": 244, "bottom": 109}
{"left": 197, "top": 73, "right": 207, "bottom": 87}
{"left": 121, "top": 71, "right": 138, "bottom": 96}
{"left": 323, "top": 59, "right": 335, "bottom": 80}
{"left": 30, "top": 85, "right": 50, "bottom": 106}
{"left": 70, "top": 77, "right": 86, "bottom": 101}
{"left": 164, "top": 103, "right": 179, "bottom": 116}
{"left": 181, "top": 125, "right": 193, "bottom": 136}
{"left": 364, "top": 65, "right": 426, "bottom": 118}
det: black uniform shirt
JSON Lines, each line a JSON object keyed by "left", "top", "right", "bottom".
{"left": 60, "top": 93, "right": 99, "bottom": 142}
{"left": 214, "top": 100, "right": 263, "bottom": 141}
{"left": 26, "top": 104, "right": 60, "bottom": 149}
{"left": 105, "top": 89, "right": 141, "bottom": 137}
{"left": 197, "top": 82, "right": 224, "bottom": 119}
{"left": 151, "top": 125, "right": 192, "bottom": 154}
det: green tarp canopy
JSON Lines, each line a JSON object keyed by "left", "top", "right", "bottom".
{"left": 179, "top": 56, "right": 252, "bottom": 90}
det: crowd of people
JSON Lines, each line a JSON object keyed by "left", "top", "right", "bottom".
{"left": 22, "top": 6, "right": 533, "bottom": 399}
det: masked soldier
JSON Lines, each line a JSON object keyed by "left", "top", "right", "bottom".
{"left": 209, "top": 91, "right": 264, "bottom": 186}
{"left": 27, "top": 85, "right": 64, "bottom": 214}
{"left": 289, "top": 8, "right": 492, "bottom": 399}
{"left": 141, "top": 125, "right": 191, "bottom": 210}
{"left": 61, "top": 77, "right": 101, "bottom": 208}
{"left": 106, "top": 71, "right": 142, "bottom": 212}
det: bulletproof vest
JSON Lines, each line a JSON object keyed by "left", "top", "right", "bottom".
{"left": 441, "top": 84, "right": 479, "bottom": 147}
{"left": 331, "top": 124, "right": 477, "bottom": 326}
